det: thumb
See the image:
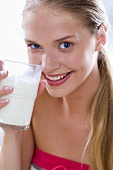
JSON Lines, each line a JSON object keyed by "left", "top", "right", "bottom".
{"left": 38, "top": 80, "right": 46, "bottom": 95}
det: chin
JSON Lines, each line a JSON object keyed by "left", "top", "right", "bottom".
{"left": 46, "top": 86, "right": 70, "bottom": 98}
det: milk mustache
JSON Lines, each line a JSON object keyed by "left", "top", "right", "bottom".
{"left": 0, "top": 60, "right": 42, "bottom": 130}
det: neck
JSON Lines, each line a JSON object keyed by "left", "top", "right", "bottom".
{"left": 61, "top": 67, "right": 100, "bottom": 117}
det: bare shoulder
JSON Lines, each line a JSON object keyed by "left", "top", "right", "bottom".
{"left": 31, "top": 87, "right": 59, "bottom": 141}
{"left": 21, "top": 126, "right": 35, "bottom": 170}
{"left": 33, "top": 88, "right": 54, "bottom": 113}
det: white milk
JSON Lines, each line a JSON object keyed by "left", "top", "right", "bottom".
{"left": 0, "top": 75, "right": 39, "bottom": 129}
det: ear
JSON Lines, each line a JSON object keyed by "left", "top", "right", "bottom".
{"left": 95, "top": 24, "right": 107, "bottom": 51}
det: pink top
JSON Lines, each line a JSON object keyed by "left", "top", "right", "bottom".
{"left": 32, "top": 147, "right": 90, "bottom": 170}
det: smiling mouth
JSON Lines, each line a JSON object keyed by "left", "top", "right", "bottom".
{"left": 42, "top": 71, "right": 73, "bottom": 86}
{"left": 45, "top": 72, "right": 71, "bottom": 81}
{"left": 43, "top": 72, "right": 71, "bottom": 81}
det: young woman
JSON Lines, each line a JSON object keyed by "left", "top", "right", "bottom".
{"left": 0, "top": 0, "right": 113, "bottom": 170}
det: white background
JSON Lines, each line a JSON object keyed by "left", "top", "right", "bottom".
{"left": 0, "top": 0, "right": 27, "bottom": 62}
{"left": 0, "top": 0, "right": 113, "bottom": 144}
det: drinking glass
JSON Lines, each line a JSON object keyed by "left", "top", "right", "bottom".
{"left": 0, "top": 60, "right": 42, "bottom": 130}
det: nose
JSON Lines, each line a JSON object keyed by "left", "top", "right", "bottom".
{"left": 41, "top": 51, "right": 60, "bottom": 73}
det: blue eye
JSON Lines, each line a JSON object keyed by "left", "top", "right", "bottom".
{"left": 59, "top": 42, "right": 72, "bottom": 49}
{"left": 30, "top": 44, "right": 42, "bottom": 49}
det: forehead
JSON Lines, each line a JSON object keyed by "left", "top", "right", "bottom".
{"left": 23, "top": 7, "right": 87, "bottom": 41}
{"left": 24, "top": 7, "right": 83, "bottom": 26}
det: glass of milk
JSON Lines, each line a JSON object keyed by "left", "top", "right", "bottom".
{"left": 0, "top": 60, "right": 42, "bottom": 130}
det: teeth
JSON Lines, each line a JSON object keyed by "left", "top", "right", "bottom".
{"left": 46, "top": 73, "right": 67, "bottom": 81}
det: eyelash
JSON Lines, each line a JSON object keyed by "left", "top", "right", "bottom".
{"left": 59, "top": 42, "right": 73, "bottom": 49}
{"left": 27, "top": 44, "right": 42, "bottom": 49}
{"left": 27, "top": 41, "right": 73, "bottom": 51}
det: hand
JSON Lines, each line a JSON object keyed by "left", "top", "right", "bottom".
{"left": 0, "top": 60, "right": 13, "bottom": 109}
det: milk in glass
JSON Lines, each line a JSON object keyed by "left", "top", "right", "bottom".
{"left": 0, "top": 60, "right": 42, "bottom": 130}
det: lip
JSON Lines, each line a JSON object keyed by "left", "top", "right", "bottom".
{"left": 42, "top": 71, "right": 73, "bottom": 86}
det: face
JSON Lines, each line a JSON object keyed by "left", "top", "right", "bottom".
{"left": 23, "top": 7, "right": 100, "bottom": 97}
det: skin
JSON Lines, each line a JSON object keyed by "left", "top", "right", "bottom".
{"left": 0, "top": 6, "right": 106, "bottom": 170}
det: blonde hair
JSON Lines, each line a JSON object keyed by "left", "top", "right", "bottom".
{"left": 23, "top": 0, "right": 113, "bottom": 169}
{"left": 88, "top": 50, "right": 113, "bottom": 170}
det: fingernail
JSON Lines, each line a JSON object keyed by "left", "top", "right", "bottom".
{"left": 3, "top": 86, "right": 13, "bottom": 91}
{"left": 1, "top": 98, "right": 9, "bottom": 104}
{"left": 0, "top": 70, "right": 7, "bottom": 75}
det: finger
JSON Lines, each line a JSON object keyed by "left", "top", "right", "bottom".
{"left": 0, "top": 60, "right": 2, "bottom": 68}
{"left": 0, "top": 98, "right": 9, "bottom": 109}
{"left": 0, "top": 86, "right": 13, "bottom": 96}
{"left": 0, "top": 70, "right": 8, "bottom": 80}
{"left": 38, "top": 80, "right": 46, "bottom": 95}
{"left": 0, "top": 60, "right": 4, "bottom": 70}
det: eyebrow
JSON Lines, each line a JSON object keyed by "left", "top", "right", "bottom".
{"left": 54, "top": 35, "right": 75, "bottom": 42}
{"left": 24, "top": 39, "right": 36, "bottom": 43}
{"left": 24, "top": 35, "right": 76, "bottom": 44}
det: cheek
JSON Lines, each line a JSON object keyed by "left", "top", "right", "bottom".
{"left": 28, "top": 51, "right": 41, "bottom": 65}
{"left": 63, "top": 52, "right": 95, "bottom": 76}
{"left": 59, "top": 53, "right": 84, "bottom": 70}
